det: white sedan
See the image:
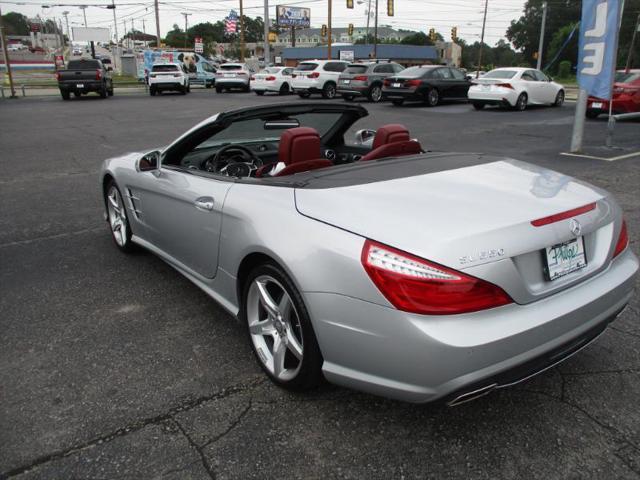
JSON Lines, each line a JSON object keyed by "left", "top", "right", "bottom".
{"left": 468, "top": 67, "right": 565, "bottom": 111}
{"left": 250, "top": 67, "right": 295, "bottom": 96}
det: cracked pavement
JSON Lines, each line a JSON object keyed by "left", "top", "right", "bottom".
{"left": 1, "top": 92, "right": 638, "bottom": 479}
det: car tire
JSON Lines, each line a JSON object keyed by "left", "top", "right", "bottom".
{"left": 150, "top": 87, "right": 156, "bottom": 96}
{"left": 391, "top": 99, "right": 404, "bottom": 106}
{"left": 279, "top": 83, "right": 290, "bottom": 95}
{"left": 515, "top": 92, "right": 528, "bottom": 111}
{"left": 186, "top": 83, "right": 191, "bottom": 93}
{"left": 105, "top": 180, "right": 135, "bottom": 253}
{"left": 472, "top": 102, "right": 485, "bottom": 110}
{"left": 99, "top": 85, "right": 108, "bottom": 98}
{"left": 342, "top": 94, "right": 355, "bottom": 101}
{"left": 61, "top": 91, "right": 70, "bottom": 100}
{"left": 180, "top": 85, "right": 187, "bottom": 95}
{"left": 216, "top": 86, "right": 223, "bottom": 93}
{"left": 368, "top": 84, "right": 383, "bottom": 103}
{"left": 553, "top": 90, "right": 564, "bottom": 107}
{"left": 426, "top": 88, "right": 439, "bottom": 107}
{"left": 298, "top": 91, "right": 311, "bottom": 98}
{"left": 108, "top": 88, "right": 114, "bottom": 96}
{"left": 321, "top": 82, "right": 337, "bottom": 99}
{"left": 242, "top": 262, "right": 323, "bottom": 391}
{"left": 586, "top": 110, "right": 600, "bottom": 119}
{"left": 255, "top": 90, "right": 265, "bottom": 96}
{"left": 73, "top": 92, "right": 81, "bottom": 98}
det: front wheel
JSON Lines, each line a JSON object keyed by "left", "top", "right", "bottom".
{"left": 368, "top": 84, "right": 383, "bottom": 103}
{"left": 586, "top": 110, "right": 600, "bottom": 119}
{"left": 150, "top": 87, "right": 156, "bottom": 96}
{"left": 105, "top": 180, "right": 135, "bottom": 253}
{"left": 553, "top": 90, "right": 564, "bottom": 107}
{"left": 216, "top": 86, "right": 223, "bottom": 93}
{"left": 243, "top": 263, "right": 323, "bottom": 391}
{"left": 342, "top": 94, "right": 355, "bottom": 101}
{"left": 255, "top": 90, "right": 265, "bottom": 96}
{"left": 298, "top": 91, "right": 311, "bottom": 98}
{"left": 279, "top": 83, "right": 290, "bottom": 95}
{"left": 321, "top": 82, "right": 337, "bottom": 99}
{"left": 472, "top": 102, "right": 485, "bottom": 110}
{"left": 515, "top": 92, "right": 528, "bottom": 111}
{"left": 61, "top": 90, "right": 70, "bottom": 100}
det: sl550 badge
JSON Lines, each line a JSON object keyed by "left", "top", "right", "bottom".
{"left": 459, "top": 248, "right": 505, "bottom": 265}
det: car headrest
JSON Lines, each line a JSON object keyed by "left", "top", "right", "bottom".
{"left": 372, "top": 124, "right": 411, "bottom": 149}
{"left": 278, "top": 127, "right": 321, "bottom": 165}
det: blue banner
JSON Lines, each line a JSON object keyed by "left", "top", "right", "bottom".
{"left": 577, "top": 0, "right": 622, "bottom": 99}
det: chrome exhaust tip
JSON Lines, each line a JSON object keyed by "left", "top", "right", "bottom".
{"left": 446, "top": 383, "right": 497, "bottom": 407}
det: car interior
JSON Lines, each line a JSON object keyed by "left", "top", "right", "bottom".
{"left": 164, "top": 109, "right": 423, "bottom": 180}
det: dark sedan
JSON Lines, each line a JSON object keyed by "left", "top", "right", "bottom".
{"left": 382, "top": 65, "right": 472, "bottom": 106}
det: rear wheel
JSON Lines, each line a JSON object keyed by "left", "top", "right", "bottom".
{"left": 553, "top": 90, "right": 564, "bottom": 107}
{"left": 61, "top": 90, "right": 70, "bottom": 100}
{"left": 186, "top": 83, "right": 191, "bottom": 93}
{"left": 255, "top": 90, "right": 265, "bottom": 96}
{"left": 216, "top": 86, "right": 223, "bottom": 93}
{"left": 426, "top": 88, "right": 439, "bottom": 107}
{"left": 242, "top": 263, "right": 323, "bottom": 391}
{"left": 368, "top": 84, "right": 383, "bottom": 103}
{"left": 586, "top": 110, "right": 600, "bottom": 119}
{"left": 150, "top": 86, "right": 156, "bottom": 96}
{"left": 73, "top": 92, "right": 81, "bottom": 98}
{"left": 99, "top": 84, "right": 108, "bottom": 98}
{"left": 279, "top": 83, "right": 290, "bottom": 95}
{"left": 298, "top": 91, "right": 311, "bottom": 98}
{"left": 180, "top": 85, "right": 187, "bottom": 95}
{"left": 472, "top": 102, "right": 485, "bottom": 110}
{"left": 105, "top": 180, "right": 135, "bottom": 253}
{"left": 391, "top": 98, "right": 404, "bottom": 106}
{"left": 321, "top": 82, "right": 337, "bottom": 99}
{"left": 515, "top": 92, "right": 528, "bottom": 111}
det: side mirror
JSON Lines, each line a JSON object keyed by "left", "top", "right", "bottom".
{"left": 137, "top": 150, "right": 161, "bottom": 172}
{"left": 354, "top": 129, "right": 376, "bottom": 148}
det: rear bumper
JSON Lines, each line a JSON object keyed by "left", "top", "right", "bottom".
{"left": 468, "top": 89, "right": 517, "bottom": 107}
{"left": 59, "top": 81, "right": 103, "bottom": 93}
{"left": 149, "top": 82, "right": 183, "bottom": 91}
{"left": 337, "top": 85, "right": 369, "bottom": 96}
{"left": 587, "top": 98, "right": 638, "bottom": 115}
{"left": 216, "top": 79, "right": 249, "bottom": 88}
{"left": 251, "top": 82, "right": 279, "bottom": 92}
{"left": 382, "top": 88, "right": 421, "bottom": 100}
{"left": 305, "top": 248, "right": 638, "bottom": 403}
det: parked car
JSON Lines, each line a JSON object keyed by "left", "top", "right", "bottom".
{"left": 215, "top": 63, "right": 252, "bottom": 92}
{"left": 148, "top": 63, "right": 190, "bottom": 96}
{"left": 468, "top": 67, "right": 565, "bottom": 111}
{"left": 189, "top": 61, "right": 217, "bottom": 89}
{"left": 382, "top": 65, "right": 472, "bottom": 106}
{"left": 100, "top": 102, "right": 636, "bottom": 405}
{"left": 251, "top": 66, "right": 294, "bottom": 95}
{"left": 337, "top": 61, "right": 405, "bottom": 103}
{"left": 291, "top": 60, "right": 349, "bottom": 99}
{"left": 586, "top": 69, "right": 640, "bottom": 118}
{"left": 72, "top": 47, "right": 83, "bottom": 56}
{"left": 56, "top": 58, "right": 113, "bottom": 100}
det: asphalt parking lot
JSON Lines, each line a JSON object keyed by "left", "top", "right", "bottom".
{"left": 1, "top": 90, "right": 639, "bottom": 479}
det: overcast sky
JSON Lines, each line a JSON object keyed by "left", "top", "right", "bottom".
{"left": 4, "top": 0, "right": 528, "bottom": 46}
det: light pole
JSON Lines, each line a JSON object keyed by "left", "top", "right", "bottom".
{"left": 0, "top": 6, "right": 17, "bottom": 98}
{"left": 476, "top": 0, "right": 488, "bottom": 78}
{"left": 263, "top": 0, "right": 270, "bottom": 64}
{"left": 79, "top": 5, "right": 88, "bottom": 27}
{"left": 373, "top": 0, "right": 378, "bottom": 58}
{"left": 356, "top": 0, "right": 372, "bottom": 43}
{"left": 181, "top": 12, "right": 191, "bottom": 49}
{"left": 154, "top": 0, "right": 161, "bottom": 48}
{"left": 62, "top": 11, "right": 70, "bottom": 46}
{"left": 536, "top": 1, "right": 548, "bottom": 70}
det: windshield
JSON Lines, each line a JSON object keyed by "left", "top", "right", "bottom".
{"left": 220, "top": 64, "right": 243, "bottom": 71}
{"left": 196, "top": 112, "right": 343, "bottom": 149}
{"left": 68, "top": 60, "right": 101, "bottom": 70}
{"left": 264, "top": 67, "right": 281, "bottom": 74}
{"left": 397, "top": 66, "right": 433, "bottom": 78}
{"left": 152, "top": 64, "right": 178, "bottom": 72}
{"left": 484, "top": 70, "right": 517, "bottom": 79}
{"left": 296, "top": 63, "right": 318, "bottom": 71}
{"left": 344, "top": 65, "right": 368, "bottom": 74}
{"left": 615, "top": 71, "right": 640, "bottom": 83}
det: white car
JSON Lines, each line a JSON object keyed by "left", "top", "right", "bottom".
{"left": 251, "top": 66, "right": 295, "bottom": 95}
{"left": 468, "top": 67, "right": 565, "bottom": 111}
{"left": 291, "top": 60, "right": 349, "bottom": 99}
{"left": 148, "top": 63, "right": 190, "bottom": 96}
{"left": 215, "top": 63, "right": 252, "bottom": 92}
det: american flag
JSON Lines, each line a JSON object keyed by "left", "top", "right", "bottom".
{"left": 225, "top": 10, "right": 238, "bottom": 34}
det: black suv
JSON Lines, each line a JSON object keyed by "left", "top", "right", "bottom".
{"left": 337, "top": 61, "right": 405, "bottom": 103}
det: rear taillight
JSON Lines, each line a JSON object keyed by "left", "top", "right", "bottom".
{"left": 95, "top": 69, "right": 102, "bottom": 80}
{"left": 383, "top": 79, "right": 391, "bottom": 86}
{"left": 613, "top": 220, "right": 628, "bottom": 258}
{"left": 353, "top": 75, "right": 367, "bottom": 81}
{"left": 250, "top": 76, "right": 255, "bottom": 81}
{"left": 361, "top": 240, "right": 513, "bottom": 315}
{"left": 55, "top": 71, "right": 61, "bottom": 81}
{"left": 237, "top": 72, "right": 246, "bottom": 76}
{"left": 406, "top": 79, "right": 421, "bottom": 87}
{"left": 307, "top": 71, "right": 320, "bottom": 78}
{"left": 495, "top": 82, "right": 514, "bottom": 89}
{"left": 531, "top": 203, "right": 596, "bottom": 227}
{"left": 265, "top": 75, "right": 276, "bottom": 81}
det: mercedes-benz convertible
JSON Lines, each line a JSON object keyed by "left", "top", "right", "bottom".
{"left": 100, "top": 103, "right": 637, "bottom": 405}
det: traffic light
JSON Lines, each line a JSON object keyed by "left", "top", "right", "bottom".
{"left": 348, "top": 23, "right": 354, "bottom": 36}
{"left": 387, "top": 0, "right": 394, "bottom": 16}
{"left": 346, "top": 0, "right": 354, "bottom": 8}
{"left": 321, "top": 24, "right": 327, "bottom": 37}
{"left": 451, "top": 26, "right": 457, "bottom": 41}
{"left": 429, "top": 28, "right": 436, "bottom": 43}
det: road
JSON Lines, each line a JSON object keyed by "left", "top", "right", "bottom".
{"left": 1, "top": 91, "right": 639, "bottom": 479}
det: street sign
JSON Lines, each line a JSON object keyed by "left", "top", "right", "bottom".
{"left": 339, "top": 50, "right": 354, "bottom": 62}
{"left": 268, "top": 32, "right": 277, "bottom": 42}
{"left": 194, "top": 36, "right": 203, "bottom": 53}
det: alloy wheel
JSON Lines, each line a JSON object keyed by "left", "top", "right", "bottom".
{"left": 554, "top": 91, "right": 564, "bottom": 107}
{"left": 246, "top": 275, "right": 304, "bottom": 381}
{"left": 427, "top": 88, "right": 439, "bottom": 107}
{"left": 107, "top": 185, "right": 128, "bottom": 247}
{"left": 516, "top": 93, "right": 527, "bottom": 111}
{"left": 369, "top": 85, "right": 382, "bottom": 102}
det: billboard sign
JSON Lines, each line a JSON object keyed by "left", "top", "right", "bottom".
{"left": 577, "top": 0, "right": 623, "bottom": 100}
{"left": 72, "top": 27, "right": 111, "bottom": 43}
{"left": 339, "top": 50, "right": 354, "bottom": 62}
{"left": 276, "top": 5, "right": 311, "bottom": 27}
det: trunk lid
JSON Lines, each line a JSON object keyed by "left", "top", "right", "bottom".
{"left": 295, "top": 156, "right": 617, "bottom": 304}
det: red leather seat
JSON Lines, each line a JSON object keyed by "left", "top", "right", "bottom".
{"left": 260, "top": 127, "right": 332, "bottom": 177}
{"left": 360, "top": 124, "right": 422, "bottom": 162}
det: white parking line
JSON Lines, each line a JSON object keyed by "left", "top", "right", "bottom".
{"left": 560, "top": 151, "right": 640, "bottom": 162}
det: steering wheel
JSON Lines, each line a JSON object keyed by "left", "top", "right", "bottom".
{"left": 204, "top": 144, "right": 263, "bottom": 177}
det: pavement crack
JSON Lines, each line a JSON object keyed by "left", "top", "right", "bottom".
{"left": 199, "top": 399, "right": 253, "bottom": 449}
{"left": 0, "top": 378, "right": 263, "bottom": 479}
{"left": 171, "top": 419, "right": 217, "bottom": 480}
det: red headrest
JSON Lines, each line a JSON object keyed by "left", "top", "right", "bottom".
{"left": 372, "top": 124, "right": 411, "bottom": 149}
{"left": 278, "top": 127, "right": 321, "bottom": 165}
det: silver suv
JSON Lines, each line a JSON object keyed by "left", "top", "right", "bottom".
{"left": 337, "top": 61, "right": 405, "bottom": 102}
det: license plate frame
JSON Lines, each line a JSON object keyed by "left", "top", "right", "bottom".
{"left": 544, "top": 236, "right": 587, "bottom": 281}
{"left": 591, "top": 102, "right": 603, "bottom": 109}
{"left": 392, "top": 82, "right": 401, "bottom": 88}
{"left": 76, "top": 83, "right": 84, "bottom": 88}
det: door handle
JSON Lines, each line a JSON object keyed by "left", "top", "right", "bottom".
{"left": 194, "top": 196, "right": 214, "bottom": 212}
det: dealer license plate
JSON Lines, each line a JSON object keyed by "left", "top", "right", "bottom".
{"left": 224, "top": 73, "right": 235, "bottom": 78}
{"left": 342, "top": 79, "right": 350, "bottom": 84}
{"left": 392, "top": 82, "right": 401, "bottom": 88}
{"left": 545, "top": 236, "right": 587, "bottom": 281}
{"left": 591, "top": 102, "right": 603, "bottom": 108}
{"left": 76, "top": 83, "right": 84, "bottom": 88}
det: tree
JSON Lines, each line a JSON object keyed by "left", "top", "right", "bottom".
{"left": 400, "top": 32, "right": 434, "bottom": 46}
{"left": 1, "top": 11, "right": 29, "bottom": 35}
{"left": 545, "top": 22, "right": 578, "bottom": 73}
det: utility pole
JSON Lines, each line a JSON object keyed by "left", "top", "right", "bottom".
{"left": 181, "top": 12, "right": 191, "bottom": 49}
{"left": 0, "top": 6, "right": 17, "bottom": 98}
{"left": 366, "top": 0, "right": 372, "bottom": 43}
{"left": 79, "top": 5, "right": 88, "bottom": 27}
{"left": 625, "top": 13, "right": 640, "bottom": 73}
{"left": 263, "top": 0, "right": 270, "bottom": 64}
{"left": 239, "top": 0, "right": 245, "bottom": 62}
{"left": 111, "top": 0, "right": 118, "bottom": 44}
{"left": 476, "top": 0, "right": 488, "bottom": 78}
{"left": 536, "top": 1, "right": 548, "bottom": 70}
{"left": 62, "top": 11, "right": 70, "bottom": 46}
{"left": 327, "top": 0, "right": 332, "bottom": 59}
{"left": 373, "top": 0, "right": 379, "bottom": 58}
{"left": 142, "top": 18, "right": 146, "bottom": 47}
{"left": 154, "top": 0, "right": 161, "bottom": 48}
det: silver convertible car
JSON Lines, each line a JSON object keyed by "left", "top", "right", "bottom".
{"left": 101, "top": 103, "right": 637, "bottom": 405}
